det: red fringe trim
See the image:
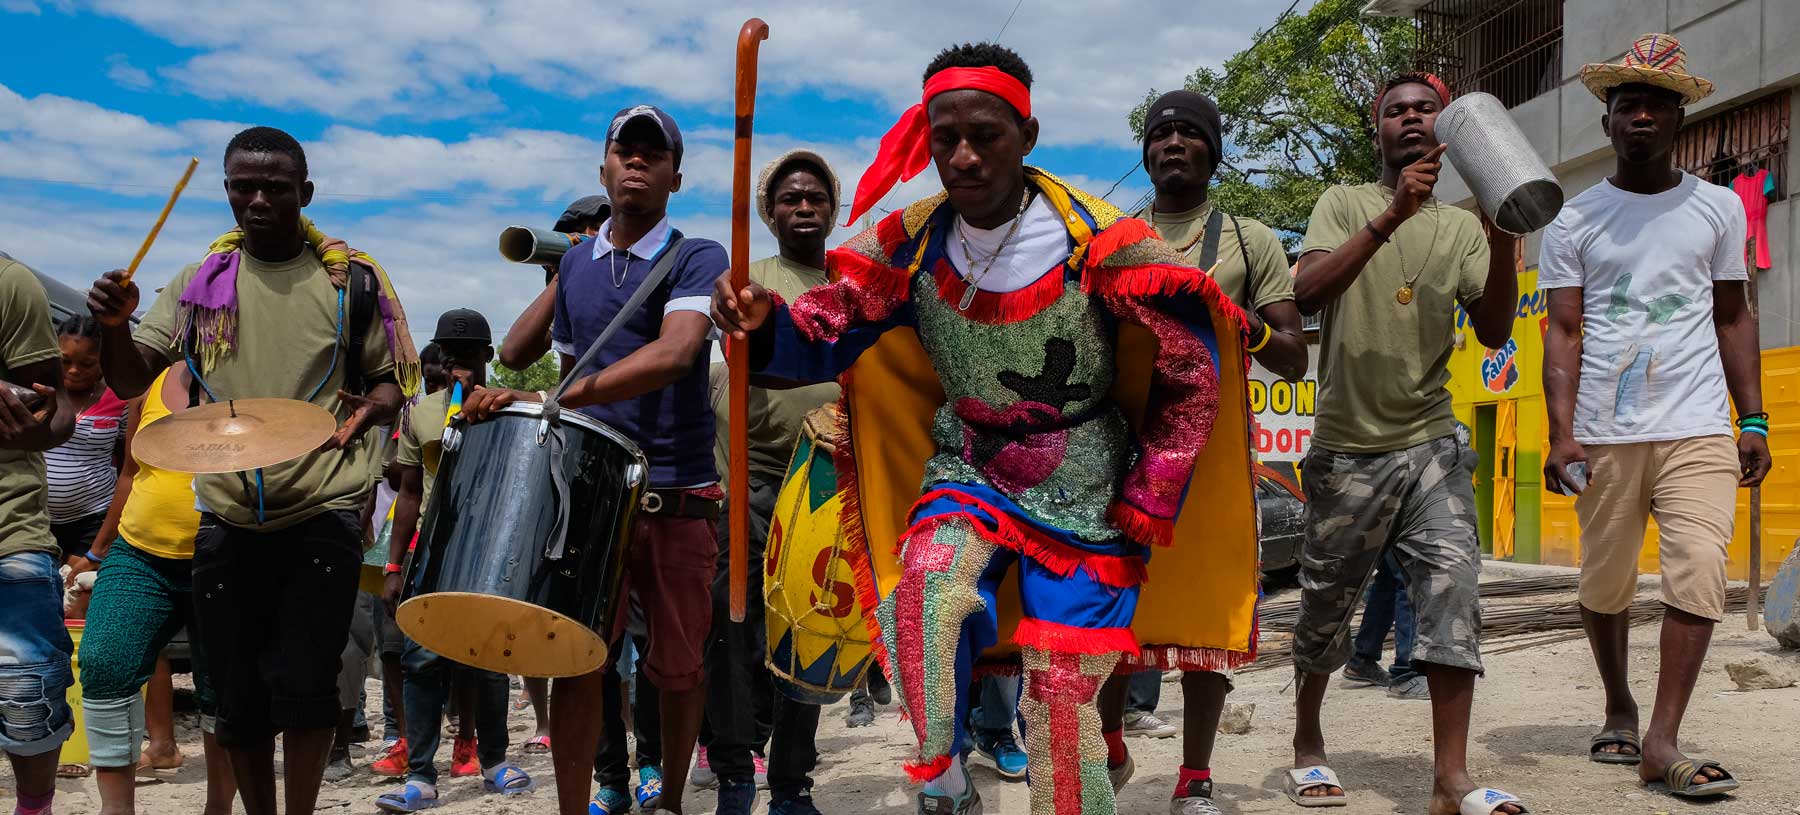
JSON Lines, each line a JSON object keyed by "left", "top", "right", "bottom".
{"left": 909, "top": 488, "right": 1147, "bottom": 588}
{"left": 929, "top": 260, "right": 1066, "bottom": 325}
{"left": 1107, "top": 501, "right": 1174, "bottom": 549}
{"left": 1083, "top": 218, "right": 1160, "bottom": 262}
{"left": 1012, "top": 618, "right": 1140, "bottom": 656}
{"left": 830, "top": 381, "right": 892, "bottom": 680}
{"left": 826, "top": 247, "right": 912, "bottom": 302}
{"left": 875, "top": 211, "right": 912, "bottom": 258}
{"left": 904, "top": 754, "right": 954, "bottom": 783}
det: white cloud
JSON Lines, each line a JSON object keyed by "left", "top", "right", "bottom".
{"left": 71, "top": 0, "right": 1291, "bottom": 148}
{"left": 104, "top": 54, "right": 152, "bottom": 90}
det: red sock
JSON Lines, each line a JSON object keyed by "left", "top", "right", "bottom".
{"left": 1102, "top": 728, "right": 1126, "bottom": 766}
{"left": 1175, "top": 766, "right": 1212, "bottom": 798}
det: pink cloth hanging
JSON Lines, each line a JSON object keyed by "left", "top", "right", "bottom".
{"left": 1732, "top": 168, "right": 1773, "bottom": 270}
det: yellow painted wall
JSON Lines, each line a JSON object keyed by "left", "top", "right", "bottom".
{"left": 1448, "top": 269, "right": 1800, "bottom": 580}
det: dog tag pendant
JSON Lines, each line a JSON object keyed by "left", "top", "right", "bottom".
{"left": 1396, "top": 285, "right": 1414, "bottom": 305}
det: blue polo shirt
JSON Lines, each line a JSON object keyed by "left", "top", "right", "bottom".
{"left": 553, "top": 216, "right": 727, "bottom": 487}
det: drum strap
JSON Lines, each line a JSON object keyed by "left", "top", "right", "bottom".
{"left": 539, "top": 235, "right": 688, "bottom": 560}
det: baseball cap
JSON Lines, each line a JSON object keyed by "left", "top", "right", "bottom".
{"left": 554, "top": 194, "right": 612, "bottom": 233}
{"left": 431, "top": 308, "right": 492, "bottom": 345}
{"left": 606, "top": 105, "right": 684, "bottom": 167}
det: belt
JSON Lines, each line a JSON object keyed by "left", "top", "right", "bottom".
{"left": 639, "top": 489, "right": 720, "bottom": 520}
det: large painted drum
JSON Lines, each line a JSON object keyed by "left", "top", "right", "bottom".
{"left": 398, "top": 402, "right": 647, "bottom": 678}
{"left": 764, "top": 406, "right": 873, "bottom": 704}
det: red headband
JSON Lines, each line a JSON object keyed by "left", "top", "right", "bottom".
{"left": 843, "top": 66, "right": 1032, "bottom": 226}
{"left": 1373, "top": 73, "right": 1452, "bottom": 122}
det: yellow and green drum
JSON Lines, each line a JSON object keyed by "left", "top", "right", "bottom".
{"left": 764, "top": 406, "right": 873, "bottom": 703}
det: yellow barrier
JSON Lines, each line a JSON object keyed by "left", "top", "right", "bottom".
{"left": 60, "top": 621, "right": 86, "bottom": 767}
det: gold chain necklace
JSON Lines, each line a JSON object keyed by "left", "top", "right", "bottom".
{"left": 1389, "top": 204, "right": 1439, "bottom": 305}
{"left": 1147, "top": 201, "right": 1209, "bottom": 254}
{"left": 953, "top": 190, "right": 1034, "bottom": 311}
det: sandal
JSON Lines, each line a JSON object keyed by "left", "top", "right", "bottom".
{"left": 1283, "top": 765, "right": 1347, "bottom": 808}
{"left": 482, "top": 762, "right": 535, "bottom": 796}
{"left": 523, "top": 734, "right": 551, "bottom": 755}
{"left": 1458, "top": 788, "right": 1530, "bottom": 814}
{"left": 1647, "top": 759, "right": 1739, "bottom": 799}
{"left": 1588, "top": 729, "right": 1641, "bottom": 765}
{"left": 56, "top": 763, "right": 90, "bottom": 779}
{"left": 375, "top": 782, "right": 440, "bottom": 813}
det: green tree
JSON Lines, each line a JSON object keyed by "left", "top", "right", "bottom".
{"left": 489, "top": 349, "right": 560, "bottom": 393}
{"left": 1127, "top": 0, "right": 1417, "bottom": 245}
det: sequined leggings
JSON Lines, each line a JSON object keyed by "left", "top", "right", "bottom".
{"left": 877, "top": 510, "right": 1128, "bottom": 815}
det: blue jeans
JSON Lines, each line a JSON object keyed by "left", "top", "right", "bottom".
{"left": 1126, "top": 669, "right": 1161, "bottom": 714}
{"left": 400, "top": 640, "right": 509, "bottom": 785}
{"left": 0, "top": 551, "right": 74, "bottom": 757}
{"left": 1351, "top": 553, "right": 1417, "bottom": 682}
{"left": 967, "top": 675, "right": 1019, "bottom": 744}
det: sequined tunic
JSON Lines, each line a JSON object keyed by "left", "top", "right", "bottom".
{"left": 913, "top": 272, "right": 1129, "bottom": 542}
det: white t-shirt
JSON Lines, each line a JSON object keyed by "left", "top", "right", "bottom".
{"left": 1538, "top": 172, "right": 1748, "bottom": 444}
{"left": 945, "top": 194, "right": 1073, "bottom": 293}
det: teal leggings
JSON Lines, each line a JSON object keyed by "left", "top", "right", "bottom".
{"left": 79, "top": 539, "right": 213, "bottom": 767}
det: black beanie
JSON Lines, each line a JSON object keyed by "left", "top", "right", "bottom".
{"left": 1142, "top": 90, "right": 1223, "bottom": 169}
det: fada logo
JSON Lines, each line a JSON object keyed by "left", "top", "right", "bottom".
{"left": 1481, "top": 338, "right": 1519, "bottom": 393}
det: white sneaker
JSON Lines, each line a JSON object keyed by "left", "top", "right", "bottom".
{"left": 1122, "top": 709, "right": 1178, "bottom": 739}
{"left": 753, "top": 753, "right": 770, "bottom": 790}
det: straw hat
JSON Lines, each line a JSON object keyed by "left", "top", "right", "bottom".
{"left": 1580, "top": 33, "right": 1714, "bottom": 105}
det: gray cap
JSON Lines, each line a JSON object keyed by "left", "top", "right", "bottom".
{"left": 756, "top": 149, "right": 841, "bottom": 229}
{"left": 554, "top": 195, "right": 611, "bottom": 232}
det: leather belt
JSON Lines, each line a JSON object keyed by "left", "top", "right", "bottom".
{"left": 639, "top": 489, "right": 721, "bottom": 520}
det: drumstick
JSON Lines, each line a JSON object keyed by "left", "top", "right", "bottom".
{"left": 121, "top": 157, "right": 200, "bottom": 286}
{"left": 728, "top": 17, "right": 770, "bottom": 624}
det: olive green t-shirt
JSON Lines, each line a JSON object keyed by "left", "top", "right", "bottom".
{"left": 1300, "top": 183, "right": 1490, "bottom": 454}
{"left": 134, "top": 247, "right": 396, "bottom": 529}
{"left": 712, "top": 256, "right": 842, "bottom": 487}
{"left": 395, "top": 387, "right": 451, "bottom": 510}
{"left": 0, "top": 255, "right": 61, "bottom": 560}
{"left": 1134, "top": 202, "right": 1294, "bottom": 312}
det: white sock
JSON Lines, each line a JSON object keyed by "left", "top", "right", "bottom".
{"left": 923, "top": 759, "right": 969, "bottom": 798}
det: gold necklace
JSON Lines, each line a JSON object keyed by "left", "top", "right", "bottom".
{"left": 1390, "top": 204, "right": 1439, "bottom": 305}
{"left": 953, "top": 190, "right": 1034, "bottom": 311}
{"left": 1148, "top": 201, "right": 1209, "bottom": 254}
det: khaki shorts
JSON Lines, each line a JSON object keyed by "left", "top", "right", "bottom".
{"left": 1576, "top": 435, "right": 1738, "bottom": 621}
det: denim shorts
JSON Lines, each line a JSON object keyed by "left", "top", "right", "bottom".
{"left": 0, "top": 551, "right": 75, "bottom": 756}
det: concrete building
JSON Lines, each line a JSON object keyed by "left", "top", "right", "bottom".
{"left": 1366, "top": 0, "right": 1797, "bottom": 578}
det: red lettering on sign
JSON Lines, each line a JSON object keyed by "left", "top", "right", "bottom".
{"left": 808, "top": 548, "right": 856, "bottom": 618}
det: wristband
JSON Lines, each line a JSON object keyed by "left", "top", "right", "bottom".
{"left": 1246, "top": 322, "right": 1274, "bottom": 353}
{"left": 384, "top": 563, "right": 404, "bottom": 575}
{"left": 1740, "top": 425, "right": 1768, "bottom": 438}
{"left": 1739, "top": 411, "right": 1769, "bottom": 422}
{"left": 1364, "top": 221, "right": 1391, "bottom": 243}
{"left": 82, "top": 550, "right": 103, "bottom": 564}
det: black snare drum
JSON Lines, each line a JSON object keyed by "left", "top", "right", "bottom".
{"left": 397, "top": 402, "right": 647, "bottom": 678}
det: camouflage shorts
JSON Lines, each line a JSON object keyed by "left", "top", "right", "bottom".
{"left": 1291, "top": 435, "right": 1483, "bottom": 675}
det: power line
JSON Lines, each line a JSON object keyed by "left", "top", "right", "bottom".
{"left": 994, "top": 0, "right": 1027, "bottom": 42}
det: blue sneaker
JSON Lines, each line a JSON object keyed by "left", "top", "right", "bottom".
{"left": 587, "top": 786, "right": 631, "bottom": 815}
{"left": 769, "top": 789, "right": 824, "bottom": 815}
{"left": 636, "top": 765, "right": 664, "bottom": 811}
{"left": 716, "top": 779, "right": 758, "bottom": 815}
{"left": 972, "top": 734, "right": 1027, "bottom": 781}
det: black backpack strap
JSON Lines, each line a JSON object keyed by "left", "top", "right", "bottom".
{"left": 1229, "top": 213, "right": 1255, "bottom": 310}
{"left": 1196, "top": 208, "right": 1226, "bottom": 270}
{"left": 342, "top": 261, "right": 379, "bottom": 395}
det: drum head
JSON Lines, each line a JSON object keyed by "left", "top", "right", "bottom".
{"left": 397, "top": 593, "right": 609, "bottom": 678}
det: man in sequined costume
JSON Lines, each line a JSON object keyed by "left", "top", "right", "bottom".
{"left": 713, "top": 43, "right": 1242, "bottom": 815}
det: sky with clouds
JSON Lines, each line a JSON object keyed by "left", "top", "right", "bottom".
{"left": 1, "top": 0, "right": 1306, "bottom": 346}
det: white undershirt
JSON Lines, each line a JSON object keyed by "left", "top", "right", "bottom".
{"left": 944, "top": 194, "right": 1072, "bottom": 293}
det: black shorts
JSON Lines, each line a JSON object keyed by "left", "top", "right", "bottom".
{"left": 192, "top": 509, "right": 363, "bottom": 747}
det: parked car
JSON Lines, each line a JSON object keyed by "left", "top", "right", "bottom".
{"left": 1255, "top": 471, "right": 1305, "bottom": 574}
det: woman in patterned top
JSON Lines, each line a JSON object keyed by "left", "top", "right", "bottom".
{"left": 44, "top": 315, "right": 127, "bottom": 566}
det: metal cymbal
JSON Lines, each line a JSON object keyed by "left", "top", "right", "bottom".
{"left": 133, "top": 398, "right": 338, "bottom": 474}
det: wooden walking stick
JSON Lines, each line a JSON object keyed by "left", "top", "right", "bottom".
{"left": 728, "top": 17, "right": 770, "bottom": 623}
{"left": 122, "top": 157, "right": 200, "bottom": 285}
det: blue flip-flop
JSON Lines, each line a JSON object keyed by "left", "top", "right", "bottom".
{"left": 482, "top": 762, "right": 534, "bottom": 796}
{"left": 375, "top": 782, "right": 440, "bottom": 813}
